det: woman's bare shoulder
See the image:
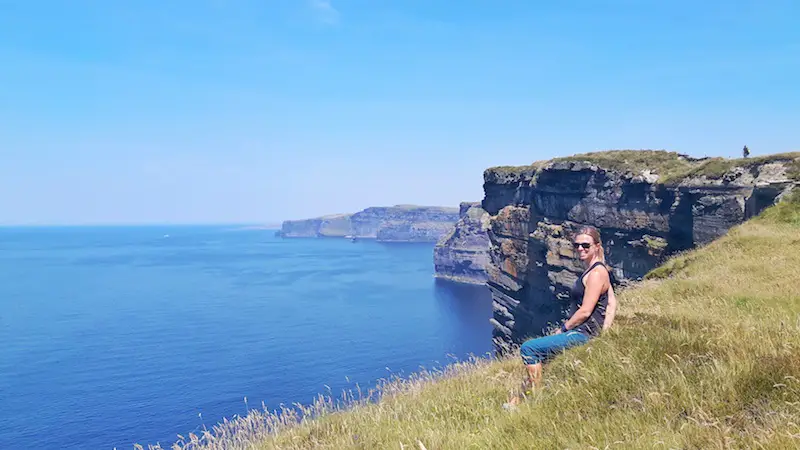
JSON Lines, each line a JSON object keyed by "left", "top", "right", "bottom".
{"left": 585, "top": 264, "right": 611, "bottom": 283}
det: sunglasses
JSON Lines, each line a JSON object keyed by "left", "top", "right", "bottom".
{"left": 572, "top": 242, "right": 593, "bottom": 250}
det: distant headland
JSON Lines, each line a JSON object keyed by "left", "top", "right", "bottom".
{"left": 277, "top": 204, "right": 460, "bottom": 243}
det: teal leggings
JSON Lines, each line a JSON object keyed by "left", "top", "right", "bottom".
{"left": 519, "top": 331, "right": 589, "bottom": 365}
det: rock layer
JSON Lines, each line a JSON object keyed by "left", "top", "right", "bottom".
{"left": 351, "top": 206, "right": 459, "bottom": 241}
{"left": 279, "top": 205, "right": 459, "bottom": 242}
{"left": 279, "top": 214, "right": 352, "bottom": 238}
{"left": 433, "top": 202, "right": 491, "bottom": 285}
{"left": 483, "top": 151, "right": 799, "bottom": 351}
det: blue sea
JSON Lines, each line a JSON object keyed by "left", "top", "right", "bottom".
{"left": 0, "top": 226, "right": 493, "bottom": 449}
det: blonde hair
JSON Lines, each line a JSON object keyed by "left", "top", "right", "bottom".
{"left": 575, "top": 225, "right": 605, "bottom": 263}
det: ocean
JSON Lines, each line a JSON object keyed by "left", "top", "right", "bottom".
{"left": 0, "top": 226, "right": 493, "bottom": 449}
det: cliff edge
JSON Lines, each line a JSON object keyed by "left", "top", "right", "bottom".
{"left": 483, "top": 150, "right": 799, "bottom": 350}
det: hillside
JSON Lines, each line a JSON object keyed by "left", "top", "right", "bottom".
{"left": 151, "top": 193, "right": 800, "bottom": 450}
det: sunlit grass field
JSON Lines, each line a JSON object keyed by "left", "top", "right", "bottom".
{"left": 147, "top": 193, "right": 800, "bottom": 450}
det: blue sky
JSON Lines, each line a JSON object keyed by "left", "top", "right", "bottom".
{"left": 1, "top": 0, "right": 798, "bottom": 225}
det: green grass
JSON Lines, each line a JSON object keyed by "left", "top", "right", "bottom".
{"left": 643, "top": 252, "right": 694, "bottom": 280}
{"left": 670, "top": 152, "right": 800, "bottom": 184}
{"left": 485, "top": 160, "right": 550, "bottom": 179}
{"left": 146, "top": 192, "right": 800, "bottom": 450}
{"left": 487, "top": 150, "right": 800, "bottom": 186}
{"left": 756, "top": 190, "right": 800, "bottom": 226}
{"left": 487, "top": 150, "right": 698, "bottom": 179}
{"left": 553, "top": 149, "right": 700, "bottom": 180}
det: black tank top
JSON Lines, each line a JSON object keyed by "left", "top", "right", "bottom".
{"left": 570, "top": 261, "right": 609, "bottom": 337}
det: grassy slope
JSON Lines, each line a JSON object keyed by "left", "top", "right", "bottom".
{"left": 487, "top": 150, "right": 800, "bottom": 184}
{"left": 159, "top": 195, "right": 800, "bottom": 450}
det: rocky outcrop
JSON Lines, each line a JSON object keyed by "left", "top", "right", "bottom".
{"left": 376, "top": 221, "right": 456, "bottom": 242}
{"left": 484, "top": 150, "right": 799, "bottom": 351}
{"left": 279, "top": 214, "right": 352, "bottom": 238}
{"left": 433, "top": 202, "right": 491, "bottom": 285}
{"left": 279, "top": 205, "right": 460, "bottom": 242}
{"left": 351, "top": 206, "right": 459, "bottom": 241}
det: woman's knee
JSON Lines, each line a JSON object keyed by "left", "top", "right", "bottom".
{"left": 520, "top": 339, "right": 547, "bottom": 365}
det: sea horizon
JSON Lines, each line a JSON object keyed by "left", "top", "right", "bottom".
{"left": 0, "top": 225, "right": 493, "bottom": 449}
{"left": 0, "top": 223, "right": 283, "bottom": 229}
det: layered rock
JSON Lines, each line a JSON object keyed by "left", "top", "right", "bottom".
{"left": 351, "top": 206, "right": 459, "bottom": 241}
{"left": 279, "top": 205, "right": 459, "bottom": 242}
{"left": 376, "top": 221, "right": 456, "bottom": 242}
{"left": 279, "top": 214, "right": 352, "bottom": 238}
{"left": 484, "top": 150, "right": 799, "bottom": 351}
{"left": 433, "top": 202, "right": 491, "bottom": 284}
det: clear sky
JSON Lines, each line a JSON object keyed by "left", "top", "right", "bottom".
{"left": 1, "top": 1, "right": 798, "bottom": 225}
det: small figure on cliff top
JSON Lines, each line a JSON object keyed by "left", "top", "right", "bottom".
{"left": 503, "top": 225, "right": 618, "bottom": 410}
{"left": 743, "top": 145, "right": 750, "bottom": 158}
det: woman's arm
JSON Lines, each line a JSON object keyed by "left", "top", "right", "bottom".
{"left": 603, "top": 285, "right": 618, "bottom": 331}
{"left": 562, "top": 268, "right": 609, "bottom": 331}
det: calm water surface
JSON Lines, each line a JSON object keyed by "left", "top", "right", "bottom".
{"left": 0, "top": 226, "right": 492, "bottom": 449}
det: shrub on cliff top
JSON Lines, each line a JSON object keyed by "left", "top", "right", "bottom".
{"left": 143, "top": 196, "right": 800, "bottom": 450}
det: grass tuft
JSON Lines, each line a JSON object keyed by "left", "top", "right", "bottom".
{"left": 757, "top": 190, "right": 800, "bottom": 226}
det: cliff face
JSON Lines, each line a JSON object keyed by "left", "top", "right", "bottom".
{"left": 280, "top": 214, "right": 352, "bottom": 238}
{"left": 376, "top": 221, "right": 457, "bottom": 242}
{"left": 280, "top": 217, "right": 326, "bottom": 238}
{"left": 279, "top": 205, "right": 459, "bottom": 242}
{"left": 351, "top": 206, "right": 459, "bottom": 240}
{"left": 483, "top": 151, "right": 799, "bottom": 351}
{"left": 433, "top": 202, "right": 491, "bottom": 284}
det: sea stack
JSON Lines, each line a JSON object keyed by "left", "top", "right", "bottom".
{"left": 433, "top": 202, "right": 491, "bottom": 285}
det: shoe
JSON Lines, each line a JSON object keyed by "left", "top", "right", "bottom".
{"left": 502, "top": 402, "right": 518, "bottom": 412}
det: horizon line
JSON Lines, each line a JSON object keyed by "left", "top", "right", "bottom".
{"left": 0, "top": 222, "right": 283, "bottom": 228}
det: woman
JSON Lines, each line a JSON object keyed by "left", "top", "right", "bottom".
{"left": 504, "top": 225, "right": 618, "bottom": 408}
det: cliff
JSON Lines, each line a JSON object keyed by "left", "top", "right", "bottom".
{"left": 433, "top": 202, "right": 491, "bottom": 284}
{"left": 279, "top": 205, "right": 460, "bottom": 242}
{"left": 279, "top": 214, "right": 352, "bottom": 238}
{"left": 352, "top": 205, "right": 459, "bottom": 241}
{"left": 483, "top": 150, "right": 799, "bottom": 350}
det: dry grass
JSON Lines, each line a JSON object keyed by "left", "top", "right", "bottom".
{"left": 553, "top": 149, "right": 700, "bottom": 181}
{"left": 144, "top": 196, "right": 800, "bottom": 450}
{"left": 667, "top": 152, "right": 800, "bottom": 184}
{"left": 486, "top": 150, "right": 800, "bottom": 185}
{"left": 486, "top": 150, "right": 698, "bottom": 180}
